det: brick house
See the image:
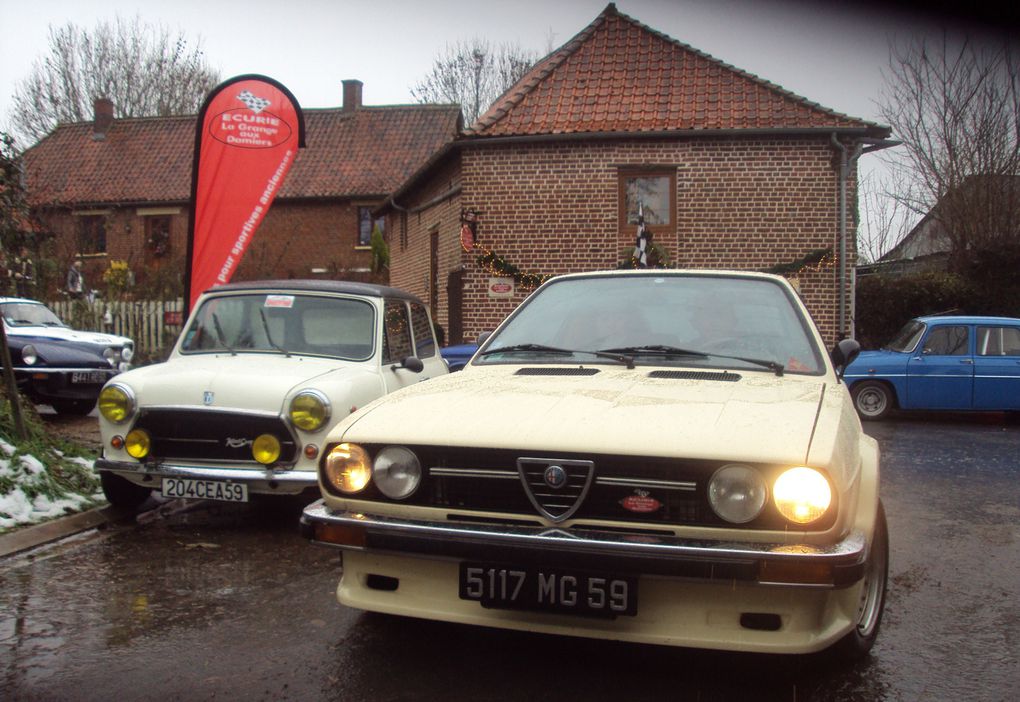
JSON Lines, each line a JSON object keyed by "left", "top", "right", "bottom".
{"left": 381, "top": 4, "right": 893, "bottom": 347}
{"left": 22, "top": 80, "right": 461, "bottom": 298}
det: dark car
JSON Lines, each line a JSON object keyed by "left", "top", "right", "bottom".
{"left": 2, "top": 297, "right": 134, "bottom": 415}
{"left": 440, "top": 343, "right": 478, "bottom": 371}
{"left": 844, "top": 315, "right": 1020, "bottom": 419}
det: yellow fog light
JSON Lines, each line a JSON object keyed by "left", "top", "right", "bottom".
{"left": 252, "top": 434, "right": 281, "bottom": 465}
{"left": 289, "top": 391, "right": 331, "bottom": 432}
{"left": 323, "top": 443, "right": 371, "bottom": 494}
{"left": 98, "top": 384, "right": 135, "bottom": 424}
{"left": 125, "top": 429, "right": 151, "bottom": 459}
{"left": 773, "top": 467, "right": 832, "bottom": 524}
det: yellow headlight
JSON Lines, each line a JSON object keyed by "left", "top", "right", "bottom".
{"left": 289, "top": 391, "right": 330, "bottom": 432}
{"left": 323, "top": 443, "right": 372, "bottom": 494}
{"left": 125, "top": 429, "right": 150, "bottom": 459}
{"left": 98, "top": 384, "right": 134, "bottom": 423}
{"left": 252, "top": 434, "right": 282, "bottom": 465}
{"left": 773, "top": 467, "right": 832, "bottom": 524}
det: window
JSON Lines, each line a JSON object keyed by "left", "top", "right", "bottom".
{"left": 146, "top": 216, "right": 172, "bottom": 258}
{"left": 977, "top": 326, "right": 1020, "bottom": 356}
{"left": 409, "top": 303, "right": 437, "bottom": 358}
{"left": 358, "top": 207, "right": 385, "bottom": 248}
{"left": 922, "top": 326, "right": 969, "bottom": 356}
{"left": 619, "top": 171, "right": 675, "bottom": 231}
{"left": 383, "top": 299, "right": 413, "bottom": 364}
{"left": 77, "top": 215, "right": 106, "bottom": 254}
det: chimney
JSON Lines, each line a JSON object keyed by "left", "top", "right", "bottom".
{"left": 342, "top": 80, "right": 363, "bottom": 112}
{"left": 93, "top": 98, "right": 114, "bottom": 140}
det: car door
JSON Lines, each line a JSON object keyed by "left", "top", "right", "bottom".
{"left": 905, "top": 324, "right": 974, "bottom": 409}
{"left": 973, "top": 324, "right": 1020, "bottom": 410}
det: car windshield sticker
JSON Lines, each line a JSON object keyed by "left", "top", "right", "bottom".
{"left": 264, "top": 295, "right": 295, "bottom": 308}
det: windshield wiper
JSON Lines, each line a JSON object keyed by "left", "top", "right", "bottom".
{"left": 211, "top": 313, "right": 236, "bottom": 356}
{"left": 479, "top": 343, "right": 635, "bottom": 369}
{"left": 259, "top": 309, "right": 290, "bottom": 357}
{"left": 704, "top": 352, "right": 785, "bottom": 376}
{"left": 600, "top": 345, "right": 709, "bottom": 358}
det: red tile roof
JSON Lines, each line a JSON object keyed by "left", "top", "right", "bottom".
{"left": 468, "top": 3, "right": 888, "bottom": 138}
{"left": 24, "top": 105, "right": 462, "bottom": 207}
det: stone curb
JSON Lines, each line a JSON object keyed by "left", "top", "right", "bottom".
{"left": 0, "top": 505, "right": 133, "bottom": 559}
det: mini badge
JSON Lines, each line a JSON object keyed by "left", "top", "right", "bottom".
{"left": 620, "top": 489, "right": 662, "bottom": 514}
{"left": 203, "top": 391, "right": 215, "bottom": 406}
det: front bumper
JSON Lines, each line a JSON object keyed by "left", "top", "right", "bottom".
{"left": 301, "top": 500, "right": 867, "bottom": 587}
{"left": 96, "top": 457, "right": 318, "bottom": 495}
{"left": 16, "top": 367, "right": 120, "bottom": 402}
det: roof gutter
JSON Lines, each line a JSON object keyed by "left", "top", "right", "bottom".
{"left": 461, "top": 126, "right": 891, "bottom": 147}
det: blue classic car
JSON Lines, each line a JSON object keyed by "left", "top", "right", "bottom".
{"left": 844, "top": 315, "right": 1020, "bottom": 419}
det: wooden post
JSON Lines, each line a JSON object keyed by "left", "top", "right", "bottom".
{"left": 0, "top": 317, "right": 29, "bottom": 440}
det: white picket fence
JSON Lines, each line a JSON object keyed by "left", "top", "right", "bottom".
{"left": 47, "top": 297, "right": 186, "bottom": 362}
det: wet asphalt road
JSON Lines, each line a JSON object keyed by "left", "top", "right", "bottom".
{"left": 2, "top": 414, "right": 1019, "bottom": 701}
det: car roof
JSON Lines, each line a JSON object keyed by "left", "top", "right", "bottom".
{"left": 0, "top": 297, "right": 47, "bottom": 305}
{"left": 202, "top": 279, "right": 425, "bottom": 304}
{"left": 548, "top": 269, "right": 787, "bottom": 283}
{"left": 916, "top": 315, "right": 1020, "bottom": 325}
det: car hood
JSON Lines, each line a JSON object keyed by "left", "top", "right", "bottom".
{"left": 340, "top": 366, "right": 842, "bottom": 469}
{"left": 6, "top": 324, "right": 132, "bottom": 347}
{"left": 111, "top": 353, "right": 380, "bottom": 412}
{"left": 844, "top": 348, "right": 909, "bottom": 376}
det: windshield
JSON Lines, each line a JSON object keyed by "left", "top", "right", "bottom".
{"left": 884, "top": 320, "right": 926, "bottom": 353}
{"left": 477, "top": 274, "right": 824, "bottom": 374}
{"left": 180, "top": 293, "right": 376, "bottom": 360}
{"left": 1, "top": 302, "right": 67, "bottom": 328}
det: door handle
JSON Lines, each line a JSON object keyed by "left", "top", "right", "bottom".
{"left": 960, "top": 359, "right": 974, "bottom": 364}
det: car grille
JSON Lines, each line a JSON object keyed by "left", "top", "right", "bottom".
{"left": 135, "top": 408, "right": 298, "bottom": 465}
{"left": 394, "top": 447, "right": 708, "bottom": 528}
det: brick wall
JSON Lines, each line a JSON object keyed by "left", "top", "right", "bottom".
{"left": 399, "top": 136, "right": 856, "bottom": 347}
{"left": 35, "top": 198, "right": 381, "bottom": 298}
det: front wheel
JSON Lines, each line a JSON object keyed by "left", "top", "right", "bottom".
{"left": 100, "top": 472, "right": 152, "bottom": 509}
{"left": 851, "top": 380, "right": 894, "bottom": 420}
{"left": 831, "top": 501, "right": 888, "bottom": 660}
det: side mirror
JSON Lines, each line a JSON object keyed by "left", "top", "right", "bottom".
{"left": 830, "top": 338, "right": 861, "bottom": 378}
{"left": 392, "top": 356, "right": 425, "bottom": 373}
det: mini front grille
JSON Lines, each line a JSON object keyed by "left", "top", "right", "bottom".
{"left": 135, "top": 408, "right": 298, "bottom": 464}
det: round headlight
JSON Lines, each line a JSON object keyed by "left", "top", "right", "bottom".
{"left": 21, "top": 344, "right": 38, "bottom": 365}
{"left": 323, "top": 443, "right": 372, "bottom": 494}
{"left": 708, "top": 464, "right": 767, "bottom": 524}
{"left": 289, "top": 391, "right": 331, "bottom": 432}
{"left": 125, "top": 429, "right": 151, "bottom": 459}
{"left": 252, "top": 434, "right": 282, "bottom": 465}
{"left": 372, "top": 446, "right": 421, "bottom": 500}
{"left": 121, "top": 345, "right": 134, "bottom": 363}
{"left": 98, "top": 384, "right": 135, "bottom": 424}
{"left": 773, "top": 467, "right": 832, "bottom": 524}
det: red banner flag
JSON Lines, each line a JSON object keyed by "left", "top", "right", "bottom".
{"left": 185, "top": 75, "right": 305, "bottom": 312}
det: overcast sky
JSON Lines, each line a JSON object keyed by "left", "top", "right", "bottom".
{"left": 1, "top": 0, "right": 1015, "bottom": 239}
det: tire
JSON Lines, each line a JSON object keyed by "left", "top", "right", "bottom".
{"left": 831, "top": 501, "right": 889, "bottom": 660}
{"left": 52, "top": 399, "right": 95, "bottom": 416}
{"left": 100, "top": 471, "right": 152, "bottom": 509}
{"left": 851, "top": 380, "right": 894, "bottom": 420}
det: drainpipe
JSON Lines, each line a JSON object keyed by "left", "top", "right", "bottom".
{"left": 830, "top": 134, "right": 901, "bottom": 341}
{"left": 831, "top": 134, "right": 863, "bottom": 340}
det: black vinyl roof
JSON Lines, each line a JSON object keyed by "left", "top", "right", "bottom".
{"left": 205, "top": 279, "right": 425, "bottom": 304}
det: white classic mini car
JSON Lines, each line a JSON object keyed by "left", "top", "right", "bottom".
{"left": 301, "top": 270, "right": 887, "bottom": 659}
{"left": 95, "top": 280, "right": 447, "bottom": 508}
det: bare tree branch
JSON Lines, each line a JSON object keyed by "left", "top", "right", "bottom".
{"left": 410, "top": 39, "right": 536, "bottom": 126}
{"left": 7, "top": 15, "right": 220, "bottom": 147}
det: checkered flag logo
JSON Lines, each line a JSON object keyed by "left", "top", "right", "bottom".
{"left": 632, "top": 203, "right": 651, "bottom": 267}
{"left": 237, "top": 90, "right": 271, "bottom": 114}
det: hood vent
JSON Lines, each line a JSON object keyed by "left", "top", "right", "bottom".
{"left": 648, "top": 370, "right": 741, "bottom": 382}
{"left": 515, "top": 367, "right": 599, "bottom": 376}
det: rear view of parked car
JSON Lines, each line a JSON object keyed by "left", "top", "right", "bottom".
{"left": 95, "top": 280, "right": 447, "bottom": 509}
{"left": 845, "top": 315, "right": 1020, "bottom": 420}
{"left": 2, "top": 296, "right": 134, "bottom": 415}
{"left": 303, "top": 270, "right": 887, "bottom": 660}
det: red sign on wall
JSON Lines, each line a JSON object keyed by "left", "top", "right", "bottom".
{"left": 184, "top": 75, "right": 305, "bottom": 312}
